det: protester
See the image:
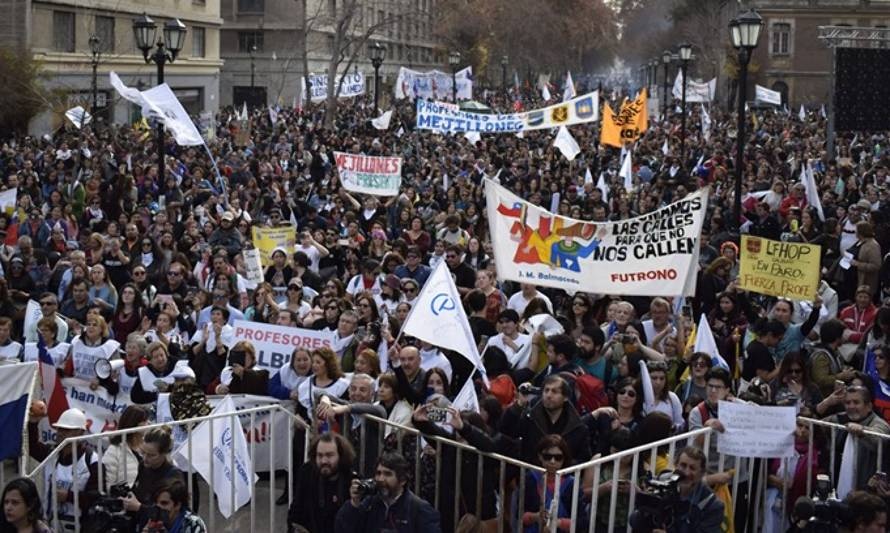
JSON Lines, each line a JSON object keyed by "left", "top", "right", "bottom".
{"left": 0, "top": 478, "right": 52, "bottom": 533}
{"left": 288, "top": 433, "right": 356, "bottom": 533}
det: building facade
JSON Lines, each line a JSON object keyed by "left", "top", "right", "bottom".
{"left": 218, "top": 0, "right": 444, "bottom": 109}
{"left": 746, "top": 0, "right": 890, "bottom": 106}
{"left": 0, "top": 0, "right": 223, "bottom": 133}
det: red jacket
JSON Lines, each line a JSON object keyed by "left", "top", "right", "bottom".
{"left": 778, "top": 195, "right": 807, "bottom": 220}
{"left": 839, "top": 303, "right": 878, "bottom": 343}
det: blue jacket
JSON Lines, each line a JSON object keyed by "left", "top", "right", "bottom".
{"left": 334, "top": 489, "right": 441, "bottom": 533}
{"left": 670, "top": 482, "right": 724, "bottom": 533}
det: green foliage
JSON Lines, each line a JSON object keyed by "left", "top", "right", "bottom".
{"left": 0, "top": 47, "right": 52, "bottom": 133}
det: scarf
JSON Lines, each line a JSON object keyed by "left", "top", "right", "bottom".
{"left": 331, "top": 331, "right": 355, "bottom": 356}
{"left": 277, "top": 364, "right": 309, "bottom": 392}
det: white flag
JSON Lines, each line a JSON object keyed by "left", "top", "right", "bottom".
{"left": 23, "top": 300, "right": 41, "bottom": 342}
{"left": 541, "top": 83, "right": 551, "bottom": 101}
{"left": 140, "top": 84, "right": 205, "bottom": 146}
{"left": 268, "top": 106, "right": 279, "bottom": 124}
{"left": 396, "top": 126, "right": 405, "bottom": 138}
{"left": 802, "top": 160, "right": 825, "bottom": 221}
{"left": 240, "top": 102, "right": 248, "bottom": 121}
{"left": 109, "top": 72, "right": 144, "bottom": 106}
{"left": 662, "top": 138, "right": 669, "bottom": 156}
{"left": 694, "top": 314, "right": 729, "bottom": 371}
{"left": 371, "top": 109, "right": 393, "bottom": 130}
{"left": 584, "top": 167, "right": 593, "bottom": 186}
{"left": 402, "top": 261, "right": 486, "bottom": 382}
{"left": 701, "top": 104, "right": 712, "bottom": 141}
{"left": 620, "top": 148, "right": 633, "bottom": 192}
{"left": 0, "top": 188, "right": 16, "bottom": 215}
{"left": 799, "top": 104, "right": 806, "bottom": 121}
{"left": 596, "top": 172, "right": 609, "bottom": 203}
{"left": 65, "top": 106, "right": 92, "bottom": 129}
{"left": 174, "top": 396, "right": 255, "bottom": 519}
{"left": 464, "top": 130, "right": 481, "bottom": 145}
{"left": 562, "top": 71, "right": 576, "bottom": 102}
{"left": 553, "top": 126, "right": 580, "bottom": 161}
{"left": 452, "top": 376, "right": 479, "bottom": 413}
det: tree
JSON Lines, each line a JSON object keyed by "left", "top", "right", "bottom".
{"left": 0, "top": 47, "right": 54, "bottom": 133}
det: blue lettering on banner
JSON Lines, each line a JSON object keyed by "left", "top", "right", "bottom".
{"left": 430, "top": 293, "right": 456, "bottom": 315}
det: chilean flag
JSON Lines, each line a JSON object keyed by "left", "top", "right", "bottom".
{"left": 37, "top": 338, "right": 69, "bottom": 425}
{"left": 0, "top": 362, "right": 39, "bottom": 461}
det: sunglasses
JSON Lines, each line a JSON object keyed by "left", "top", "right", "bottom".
{"left": 133, "top": 271, "right": 146, "bottom": 276}
{"left": 693, "top": 361, "right": 709, "bottom": 368}
{"left": 572, "top": 301, "right": 588, "bottom": 307}
{"left": 288, "top": 285, "right": 302, "bottom": 291}
{"left": 618, "top": 388, "right": 636, "bottom": 398}
{"left": 213, "top": 294, "right": 228, "bottom": 300}
{"left": 540, "top": 453, "right": 564, "bottom": 462}
{"left": 167, "top": 271, "right": 182, "bottom": 277}
{"left": 40, "top": 301, "right": 56, "bottom": 306}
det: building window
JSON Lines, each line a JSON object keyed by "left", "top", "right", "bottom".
{"left": 327, "top": 35, "right": 335, "bottom": 54}
{"left": 238, "top": 31, "right": 264, "bottom": 52}
{"left": 192, "top": 27, "right": 205, "bottom": 57}
{"left": 237, "top": 0, "right": 265, "bottom": 13}
{"left": 95, "top": 16, "right": 115, "bottom": 53}
{"left": 771, "top": 23, "right": 791, "bottom": 55}
{"left": 53, "top": 11, "right": 75, "bottom": 52}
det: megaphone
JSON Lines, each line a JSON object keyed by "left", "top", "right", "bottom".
{"left": 95, "top": 358, "right": 125, "bottom": 380}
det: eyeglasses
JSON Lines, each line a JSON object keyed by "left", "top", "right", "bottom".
{"left": 167, "top": 271, "right": 181, "bottom": 277}
{"left": 706, "top": 383, "right": 727, "bottom": 390}
{"left": 288, "top": 285, "right": 302, "bottom": 291}
{"left": 618, "top": 388, "right": 636, "bottom": 398}
{"left": 403, "top": 287, "right": 418, "bottom": 294}
{"left": 40, "top": 301, "right": 56, "bottom": 307}
{"left": 133, "top": 271, "right": 146, "bottom": 277}
{"left": 213, "top": 294, "right": 228, "bottom": 300}
{"left": 540, "top": 453, "right": 564, "bottom": 462}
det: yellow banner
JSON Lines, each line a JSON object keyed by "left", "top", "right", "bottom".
{"left": 251, "top": 225, "right": 297, "bottom": 267}
{"left": 738, "top": 235, "right": 821, "bottom": 300}
{"left": 599, "top": 90, "right": 649, "bottom": 147}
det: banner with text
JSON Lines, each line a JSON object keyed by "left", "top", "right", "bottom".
{"left": 485, "top": 179, "right": 707, "bottom": 296}
{"left": 600, "top": 90, "right": 649, "bottom": 147}
{"left": 416, "top": 90, "right": 599, "bottom": 134}
{"left": 755, "top": 84, "right": 782, "bottom": 106}
{"left": 301, "top": 72, "right": 366, "bottom": 102}
{"left": 334, "top": 152, "right": 403, "bottom": 196}
{"left": 395, "top": 66, "right": 473, "bottom": 101}
{"left": 738, "top": 235, "right": 820, "bottom": 300}
{"left": 672, "top": 72, "right": 716, "bottom": 102}
{"left": 232, "top": 320, "right": 334, "bottom": 371}
{"left": 251, "top": 225, "right": 297, "bottom": 267}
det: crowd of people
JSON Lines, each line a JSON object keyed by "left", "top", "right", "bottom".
{"left": 0, "top": 79, "right": 888, "bottom": 533}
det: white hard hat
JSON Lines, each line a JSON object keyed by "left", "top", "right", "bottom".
{"left": 53, "top": 408, "right": 87, "bottom": 430}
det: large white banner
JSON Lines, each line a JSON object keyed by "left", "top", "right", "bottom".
{"left": 672, "top": 72, "right": 716, "bottom": 103}
{"left": 755, "top": 84, "right": 782, "bottom": 106}
{"left": 37, "top": 377, "right": 130, "bottom": 443}
{"left": 395, "top": 66, "right": 473, "bottom": 101}
{"left": 416, "top": 90, "right": 599, "bottom": 134}
{"left": 301, "top": 72, "right": 366, "bottom": 102}
{"left": 231, "top": 320, "right": 334, "bottom": 371}
{"left": 334, "top": 152, "right": 402, "bottom": 196}
{"left": 485, "top": 179, "right": 708, "bottom": 296}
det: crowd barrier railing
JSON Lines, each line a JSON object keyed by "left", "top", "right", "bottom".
{"left": 23, "top": 403, "right": 309, "bottom": 533}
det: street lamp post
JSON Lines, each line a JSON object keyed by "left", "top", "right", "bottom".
{"left": 448, "top": 51, "right": 461, "bottom": 102}
{"left": 678, "top": 43, "right": 692, "bottom": 170}
{"left": 662, "top": 50, "right": 672, "bottom": 120}
{"left": 133, "top": 13, "right": 187, "bottom": 184}
{"left": 501, "top": 55, "right": 509, "bottom": 95}
{"left": 249, "top": 44, "right": 256, "bottom": 88}
{"left": 369, "top": 42, "right": 385, "bottom": 112}
{"left": 729, "top": 9, "right": 763, "bottom": 234}
{"left": 649, "top": 60, "right": 656, "bottom": 97}
{"left": 88, "top": 34, "right": 101, "bottom": 120}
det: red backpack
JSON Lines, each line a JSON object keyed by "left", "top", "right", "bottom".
{"left": 559, "top": 371, "right": 609, "bottom": 415}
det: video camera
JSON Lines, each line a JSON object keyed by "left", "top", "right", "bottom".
{"left": 83, "top": 483, "right": 133, "bottom": 533}
{"left": 628, "top": 471, "right": 689, "bottom": 532}
{"left": 791, "top": 474, "right": 850, "bottom": 533}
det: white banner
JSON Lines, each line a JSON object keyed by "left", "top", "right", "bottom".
{"left": 301, "top": 72, "right": 366, "bottom": 102}
{"left": 672, "top": 72, "right": 716, "bottom": 103}
{"left": 109, "top": 72, "right": 204, "bottom": 146}
{"left": 717, "top": 400, "right": 796, "bottom": 458}
{"left": 243, "top": 249, "right": 263, "bottom": 285}
{"left": 485, "top": 178, "right": 707, "bottom": 296}
{"left": 416, "top": 90, "right": 599, "bottom": 134}
{"left": 395, "top": 66, "right": 473, "bottom": 101}
{"left": 38, "top": 377, "right": 130, "bottom": 444}
{"left": 755, "top": 84, "right": 782, "bottom": 106}
{"left": 0, "top": 188, "right": 16, "bottom": 215}
{"left": 65, "top": 106, "right": 92, "bottom": 129}
{"left": 231, "top": 320, "right": 334, "bottom": 371}
{"left": 334, "top": 152, "right": 402, "bottom": 196}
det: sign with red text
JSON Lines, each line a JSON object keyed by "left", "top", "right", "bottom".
{"left": 232, "top": 320, "right": 334, "bottom": 370}
{"left": 485, "top": 178, "right": 707, "bottom": 296}
{"left": 334, "top": 152, "right": 403, "bottom": 196}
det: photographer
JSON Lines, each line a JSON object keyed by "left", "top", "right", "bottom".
{"left": 141, "top": 478, "right": 206, "bottom": 533}
{"left": 121, "top": 426, "right": 186, "bottom": 527}
{"left": 288, "top": 433, "right": 355, "bottom": 533}
{"left": 650, "top": 447, "right": 724, "bottom": 533}
{"left": 335, "top": 452, "right": 441, "bottom": 533}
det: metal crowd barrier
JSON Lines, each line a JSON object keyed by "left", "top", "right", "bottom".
{"left": 23, "top": 403, "right": 309, "bottom": 533}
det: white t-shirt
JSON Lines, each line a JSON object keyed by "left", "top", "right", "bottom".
{"left": 507, "top": 291, "right": 553, "bottom": 316}
{"left": 296, "top": 244, "right": 321, "bottom": 272}
{"left": 485, "top": 332, "right": 533, "bottom": 369}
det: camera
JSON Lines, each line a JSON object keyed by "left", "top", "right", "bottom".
{"left": 617, "top": 334, "right": 635, "bottom": 345}
{"left": 792, "top": 474, "right": 850, "bottom": 533}
{"left": 628, "top": 471, "right": 689, "bottom": 532}
{"left": 83, "top": 483, "right": 133, "bottom": 533}
{"left": 355, "top": 478, "right": 378, "bottom": 498}
{"left": 517, "top": 383, "right": 541, "bottom": 396}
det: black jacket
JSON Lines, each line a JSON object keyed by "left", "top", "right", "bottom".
{"left": 289, "top": 463, "right": 353, "bottom": 533}
{"left": 504, "top": 400, "right": 592, "bottom": 465}
{"left": 334, "top": 488, "right": 441, "bottom": 533}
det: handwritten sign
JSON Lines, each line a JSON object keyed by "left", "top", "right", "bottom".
{"left": 243, "top": 248, "right": 263, "bottom": 284}
{"left": 716, "top": 400, "right": 796, "bottom": 458}
{"left": 738, "top": 235, "right": 821, "bottom": 300}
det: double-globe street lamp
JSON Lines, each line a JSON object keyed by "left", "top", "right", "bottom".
{"left": 448, "top": 51, "right": 461, "bottom": 102}
{"left": 132, "top": 13, "right": 187, "bottom": 183}
{"left": 729, "top": 10, "right": 763, "bottom": 234}
{"left": 677, "top": 43, "right": 692, "bottom": 171}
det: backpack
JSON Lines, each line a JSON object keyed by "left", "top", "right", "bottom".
{"left": 560, "top": 370, "right": 609, "bottom": 415}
